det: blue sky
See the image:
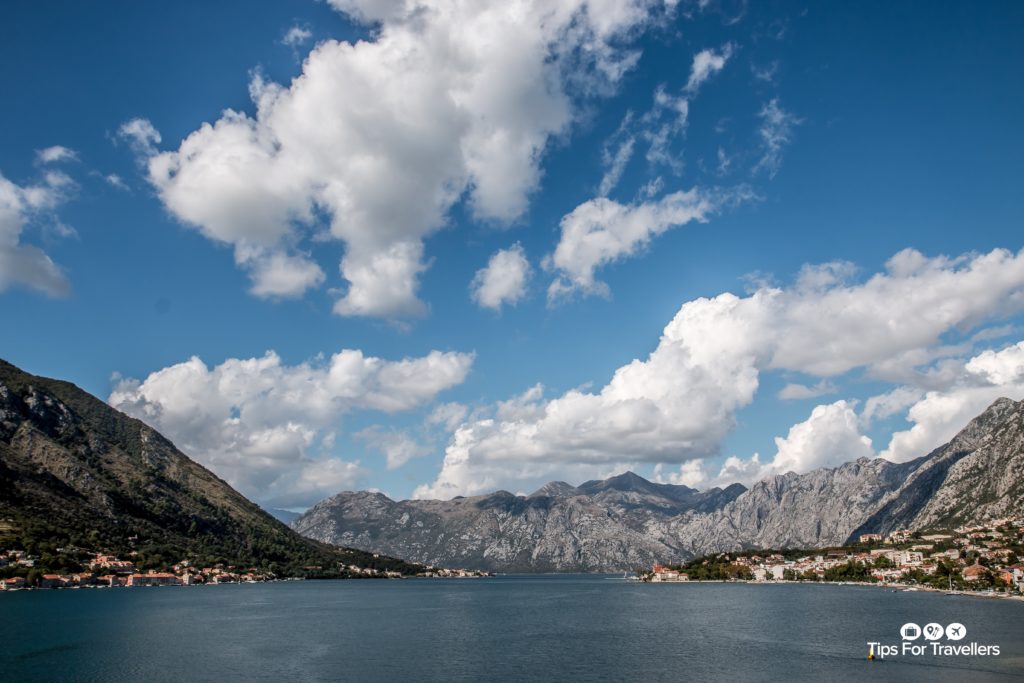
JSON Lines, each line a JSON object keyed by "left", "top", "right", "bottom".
{"left": 2, "top": 1, "right": 1023, "bottom": 507}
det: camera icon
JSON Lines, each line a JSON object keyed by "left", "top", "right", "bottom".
{"left": 900, "top": 623, "right": 922, "bottom": 640}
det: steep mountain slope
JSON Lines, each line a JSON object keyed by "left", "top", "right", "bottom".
{"left": 665, "top": 456, "right": 922, "bottom": 556}
{"left": 294, "top": 398, "right": 1023, "bottom": 572}
{"left": 851, "top": 397, "right": 1024, "bottom": 536}
{"left": 0, "top": 359, "right": 420, "bottom": 576}
{"left": 660, "top": 398, "right": 1022, "bottom": 556}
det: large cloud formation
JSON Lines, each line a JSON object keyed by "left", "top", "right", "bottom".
{"left": 678, "top": 400, "right": 875, "bottom": 489}
{"left": 416, "top": 247, "right": 1024, "bottom": 498}
{"left": 684, "top": 339, "right": 1024, "bottom": 488}
{"left": 109, "top": 348, "right": 473, "bottom": 507}
{"left": 143, "top": 0, "right": 674, "bottom": 317}
{"left": 877, "top": 340, "right": 1024, "bottom": 463}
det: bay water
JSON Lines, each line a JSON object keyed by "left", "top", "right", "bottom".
{"left": 2, "top": 575, "right": 1021, "bottom": 681}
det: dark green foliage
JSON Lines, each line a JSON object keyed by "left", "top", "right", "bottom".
{"left": 666, "top": 554, "right": 754, "bottom": 581}
{"left": 823, "top": 560, "right": 875, "bottom": 582}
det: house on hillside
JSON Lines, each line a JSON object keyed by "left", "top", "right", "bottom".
{"left": 962, "top": 563, "right": 987, "bottom": 583}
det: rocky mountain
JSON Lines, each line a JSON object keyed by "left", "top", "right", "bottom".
{"left": 292, "top": 473, "right": 747, "bottom": 572}
{"left": 0, "top": 359, "right": 421, "bottom": 576}
{"left": 851, "top": 397, "right": 1024, "bottom": 535}
{"left": 294, "top": 398, "right": 1024, "bottom": 572}
{"left": 663, "top": 457, "right": 922, "bottom": 557}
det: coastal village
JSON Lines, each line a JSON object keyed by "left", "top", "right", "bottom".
{"left": 4, "top": 518, "right": 1023, "bottom": 591}
{"left": 643, "top": 517, "right": 1024, "bottom": 596}
{"left": 0, "top": 548, "right": 488, "bottom": 590}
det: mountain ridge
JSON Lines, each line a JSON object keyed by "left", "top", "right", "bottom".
{"left": 293, "top": 397, "right": 1024, "bottom": 572}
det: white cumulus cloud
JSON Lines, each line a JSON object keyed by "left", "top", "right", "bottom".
{"left": 417, "top": 247, "right": 1024, "bottom": 498}
{"left": 770, "top": 400, "right": 874, "bottom": 473}
{"left": 109, "top": 348, "right": 473, "bottom": 507}
{"left": 704, "top": 340, "right": 1024, "bottom": 485}
{"left": 471, "top": 243, "right": 532, "bottom": 311}
{"left": 608, "top": 400, "right": 875, "bottom": 489}
{"left": 142, "top": 0, "right": 669, "bottom": 319}
{"left": 653, "top": 459, "right": 708, "bottom": 488}
{"left": 879, "top": 341, "right": 1024, "bottom": 463}
{"left": 246, "top": 250, "right": 325, "bottom": 299}
{"left": 546, "top": 188, "right": 725, "bottom": 302}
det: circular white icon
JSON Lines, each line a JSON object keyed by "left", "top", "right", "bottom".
{"left": 923, "top": 623, "right": 944, "bottom": 640}
{"left": 945, "top": 623, "right": 966, "bottom": 641}
{"left": 900, "top": 623, "right": 922, "bottom": 640}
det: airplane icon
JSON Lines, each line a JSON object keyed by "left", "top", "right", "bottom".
{"left": 945, "top": 623, "right": 966, "bottom": 640}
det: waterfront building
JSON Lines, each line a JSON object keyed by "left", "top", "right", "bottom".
{"left": 126, "top": 572, "right": 181, "bottom": 587}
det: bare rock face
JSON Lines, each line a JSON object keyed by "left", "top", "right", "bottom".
{"left": 293, "top": 398, "right": 1024, "bottom": 572}
{"left": 665, "top": 457, "right": 921, "bottom": 557}
{"left": 851, "top": 397, "right": 1024, "bottom": 535}
{"left": 292, "top": 476, "right": 747, "bottom": 572}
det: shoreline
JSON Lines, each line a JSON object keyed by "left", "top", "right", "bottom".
{"left": 4, "top": 574, "right": 1023, "bottom": 602}
{"left": 641, "top": 577, "right": 1024, "bottom": 601}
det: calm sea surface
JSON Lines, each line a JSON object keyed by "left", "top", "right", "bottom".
{"left": 1, "top": 575, "right": 1021, "bottom": 682}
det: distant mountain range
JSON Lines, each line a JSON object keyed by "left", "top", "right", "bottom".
{"left": 0, "top": 359, "right": 421, "bottom": 577}
{"left": 293, "top": 397, "right": 1024, "bottom": 572}
{"left": 268, "top": 508, "right": 302, "bottom": 525}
